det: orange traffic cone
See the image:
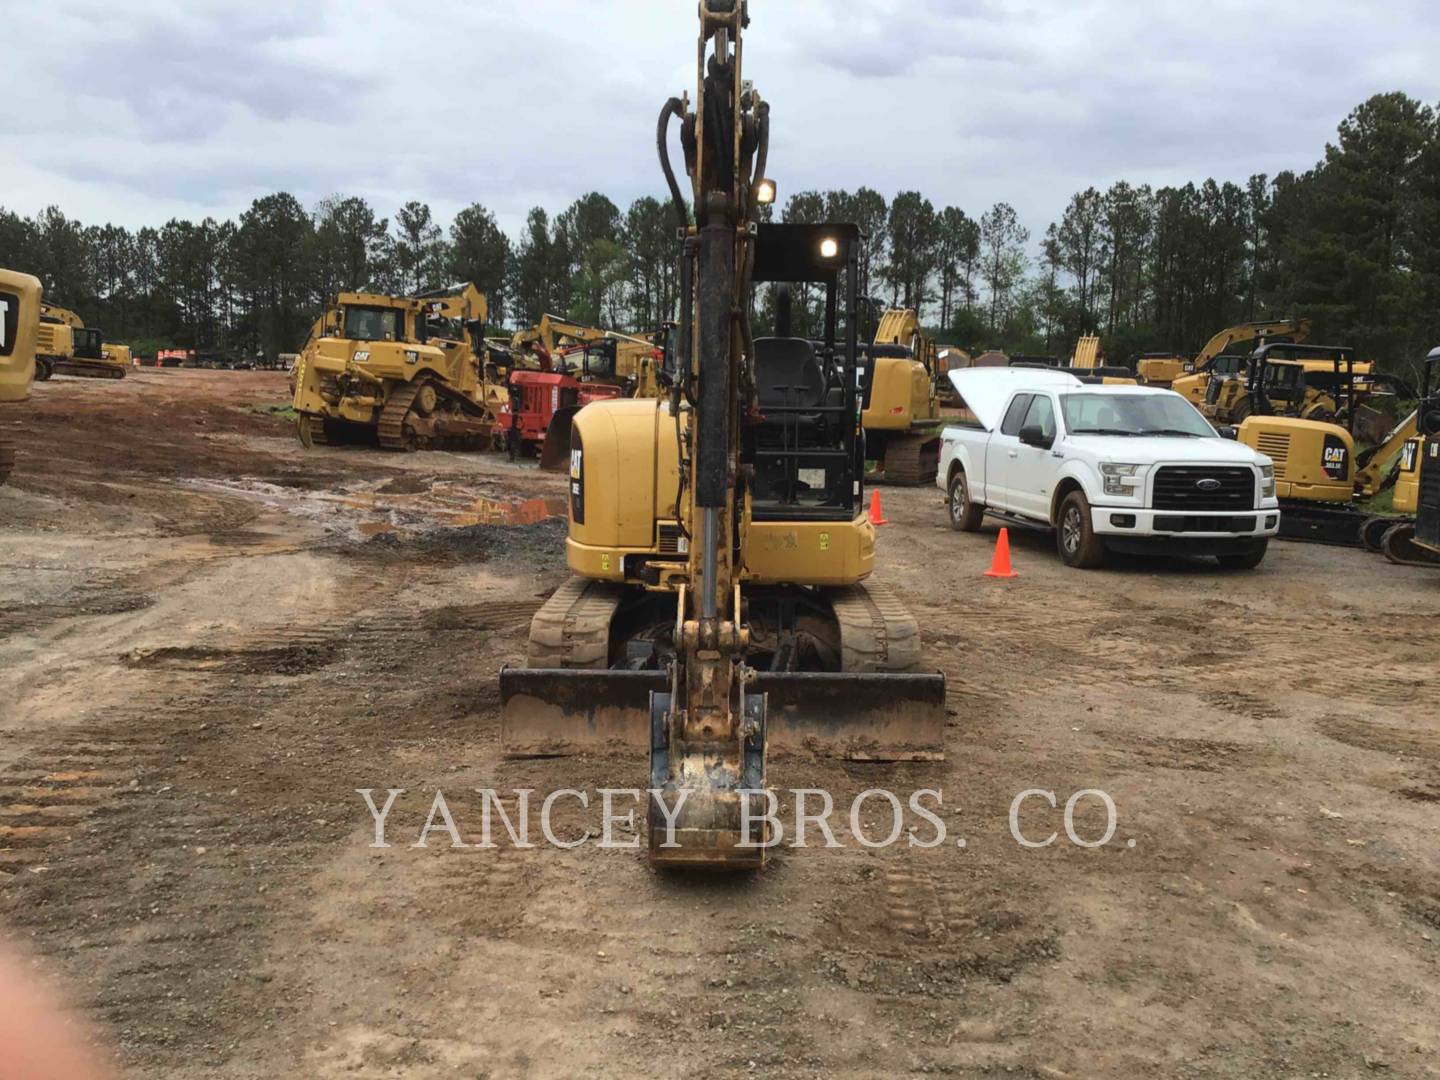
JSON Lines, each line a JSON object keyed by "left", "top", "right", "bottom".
{"left": 984, "top": 527, "right": 1018, "bottom": 579}
{"left": 868, "top": 488, "right": 889, "bottom": 526}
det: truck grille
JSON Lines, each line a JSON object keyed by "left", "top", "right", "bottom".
{"left": 1254, "top": 433, "right": 1291, "bottom": 478}
{"left": 1152, "top": 466, "right": 1256, "bottom": 511}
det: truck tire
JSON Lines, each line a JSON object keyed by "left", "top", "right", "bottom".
{"left": 1217, "top": 541, "right": 1268, "bottom": 571}
{"left": 1057, "top": 490, "right": 1106, "bottom": 569}
{"left": 947, "top": 470, "right": 985, "bottom": 532}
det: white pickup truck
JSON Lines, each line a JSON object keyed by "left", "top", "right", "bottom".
{"left": 936, "top": 368, "right": 1281, "bottom": 568}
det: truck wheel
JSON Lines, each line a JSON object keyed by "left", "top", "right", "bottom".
{"left": 1057, "top": 490, "right": 1106, "bottom": 569}
{"left": 1217, "top": 542, "right": 1268, "bottom": 570}
{"left": 947, "top": 470, "right": 985, "bottom": 532}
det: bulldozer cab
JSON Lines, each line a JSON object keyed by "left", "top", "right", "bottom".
{"left": 751, "top": 222, "right": 863, "bottom": 520}
{"left": 342, "top": 304, "right": 405, "bottom": 342}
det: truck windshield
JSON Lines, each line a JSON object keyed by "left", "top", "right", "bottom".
{"left": 1061, "top": 393, "right": 1215, "bottom": 438}
{"left": 344, "top": 307, "right": 402, "bottom": 342}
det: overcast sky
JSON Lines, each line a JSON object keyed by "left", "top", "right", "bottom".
{"left": 5, "top": 0, "right": 1440, "bottom": 248}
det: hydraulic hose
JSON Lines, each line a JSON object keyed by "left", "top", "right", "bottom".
{"left": 657, "top": 98, "right": 690, "bottom": 231}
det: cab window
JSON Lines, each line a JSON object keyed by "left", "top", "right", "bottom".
{"left": 1022, "top": 394, "right": 1056, "bottom": 440}
{"left": 344, "top": 307, "right": 401, "bottom": 341}
{"left": 1000, "top": 394, "right": 1032, "bottom": 436}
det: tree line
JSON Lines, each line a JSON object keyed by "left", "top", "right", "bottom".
{"left": 4, "top": 91, "right": 1439, "bottom": 374}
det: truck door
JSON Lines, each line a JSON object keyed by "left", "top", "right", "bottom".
{"left": 1009, "top": 393, "right": 1059, "bottom": 520}
{"left": 985, "top": 393, "right": 1031, "bottom": 511}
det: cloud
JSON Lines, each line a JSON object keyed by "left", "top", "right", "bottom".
{"left": 1, "top": 0, "right": 1438, "bottom": 254}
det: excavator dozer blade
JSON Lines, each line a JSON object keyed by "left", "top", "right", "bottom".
{"left": 500, "top": 667, "right": 946, "bottom": 761}
{"left": 538, "top": 407, "right": 579, "bottom": 471}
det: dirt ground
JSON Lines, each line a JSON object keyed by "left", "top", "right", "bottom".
{"left": 1, "top": 368, "right": 1437, "bottom": 1078}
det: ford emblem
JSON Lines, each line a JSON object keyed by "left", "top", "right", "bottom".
{"left": 1196, "top": 478, "right": 1222, "bottom": 492}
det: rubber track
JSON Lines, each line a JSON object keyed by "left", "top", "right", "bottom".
{"left": 828, "top": 580, "right": 922, "bottom": 672}
{"left": 525, "top": 576, "right": 624, "bottom": 668}
{"left": 1382, "top": 523, "right": 1440, "bottom": 567}
{"left": 377, "top": 379, "right": 424, "bottom": 450}
{"left": 881, "top": 434, "right": 940, "bottom": 486}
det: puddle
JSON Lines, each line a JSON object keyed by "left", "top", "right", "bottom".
{"left": 180, "top": 477, "right": 567, "bottom": 541}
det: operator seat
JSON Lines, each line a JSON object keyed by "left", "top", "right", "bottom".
{"left": 754, "top": 337, "right": 826, "bottom": 411}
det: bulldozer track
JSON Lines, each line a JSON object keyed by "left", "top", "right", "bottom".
{"left": 829, "top": 579, "right": 923, "bottom": 672}
{"left": 525, "top": 576, "right": 622, "bottom": 668}
{"left": 377, "top": 379, "right": 424, "bottom": 451}
{"left": 881, "top": 434, "right": 940, "bottom": 486}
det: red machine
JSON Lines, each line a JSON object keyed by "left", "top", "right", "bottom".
{"left": 503, "top": 340, "right": 642, "bottom": 469}
{"left": 155, "top": 348, "right": 193, "bottom": 367}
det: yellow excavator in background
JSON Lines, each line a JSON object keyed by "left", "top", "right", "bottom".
{"left": 500, "top": 0, "right": 945, "bottom": 869}
{"left": 34, "top": 304, "right": 128, "bottom": 381}
{"left": 292, "top": 283, "right": 498, "bottom": 450}
{"left": 861, "top": 307, "right": 944, "bottom": 483}
{"left": 1359, "top": 348, "right": 1440, "bottom": 566}
{"left": 1155, "top": 317, "right": 1311, "bottom": 397}
{"left": 1, "top": 269, "right": 42, "bottom": 485}
{"left": 1231, "top": 344, "right": 1421, "bottom": 545}
{"left": 1067, "top": 334, "right": 1137, "bottom": 384}
{"left": 510, "top": 314, "right": 665, "bottom": 394}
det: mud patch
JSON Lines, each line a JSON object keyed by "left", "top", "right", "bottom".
{"left": 123, "top": 641, "right": 339, "bottom": 675}
{"left": 352, "top": 519, "right": 567, "bottom": 566}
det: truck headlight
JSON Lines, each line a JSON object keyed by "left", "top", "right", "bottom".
{"left": 1260, "top": 463, "right": 1275, "bottom": 499}
{"left": 1100, "top": 462, "right": 1143, "bottom": 498}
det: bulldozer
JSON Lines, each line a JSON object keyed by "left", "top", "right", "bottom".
{"left": 292, "top": 283, "right": 498, "bottom": 450}
{"left": 861, "top": 307, "right": 944, "bottom": 484}
{"left": 34, "top": 304, "right": 128, "bottom": 381}
{"left": 0, "top": 269, "right": 42, "bottom": 486}
{"left": 499, "top": 0, "right": 946, "bottom": 869}
{"left": 1154, "top": 317, "right": 1310, "bottom": 395}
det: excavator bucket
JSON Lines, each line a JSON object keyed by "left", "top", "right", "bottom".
{"left": 499, "top": 667, "right": 946, "bottom": 761}
{"left": 538, "top": 407, "right": 579, "bottom": 471}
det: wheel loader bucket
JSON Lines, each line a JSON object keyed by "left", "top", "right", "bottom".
{"left": 499, "top": 667, "right": 946, "bottom": 761}
{"left": 538, "top": 407, "right": 579, "bottom": 471}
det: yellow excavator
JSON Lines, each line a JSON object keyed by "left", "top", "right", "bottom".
{"left": 292, "top": 283, "right": 498, "bottom": 450}
{"left": 1156, "top": 317, "right": 1311, "bottom": 397}
{"left": 861, "top": 307, "right": 944, "bottom": 484}
{"left": 34, "top": 304, "right": 128, "bottom": 381}
{"left": 510, "top": 315, "right": 665, "bottom": 394}
{"left": 1, "top": 269, "right": 42, "bottom": 486}
{"left": 1230, "top": 344, "right": 1421, "bottom": 545}
{"left": 500, "top": 0, "right": 945, "bottom": 869}
{"left": 1067, "top": 334, "right": 1137, "bottom": 385}
{"left": 1359, "top": 348, "right": 1440, "bottom": 566}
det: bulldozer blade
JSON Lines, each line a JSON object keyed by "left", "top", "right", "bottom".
{"left": 500, "top": 666, "right": 945, "bottom": 761}
{"left": 538, "top": 407, "right": 579, "bottom": 471}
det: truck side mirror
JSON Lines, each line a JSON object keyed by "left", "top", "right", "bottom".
{"left": 1019, "top": 425, "right": 1052, "bottom": 449}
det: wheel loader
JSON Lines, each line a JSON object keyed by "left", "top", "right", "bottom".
{"left": 499, "top": 0, "right": 946, "bottom": 869}
{"left": 861, "top": 307, "right": 945, "bottom": 484}
{"left": 292, "top": 283, "right": 498, "bottom": 450}
{"left": 34, "top": 304, "right": 128, "bottom": 381}
{"left": 0, "top": 268, "right": 42, "bottom": 486}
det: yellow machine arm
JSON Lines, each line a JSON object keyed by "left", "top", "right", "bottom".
{"left": 1195, "top": 317, "right": 1309, "bottom": 370}
{"left": 1355, "top": 408, "right": 1420, "bottom": 498}
{"left": 40, "top": 303, "right": 85, "bottom": 329}
{"left": 413, "top": 283, "right": 487, "bottom": 325}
